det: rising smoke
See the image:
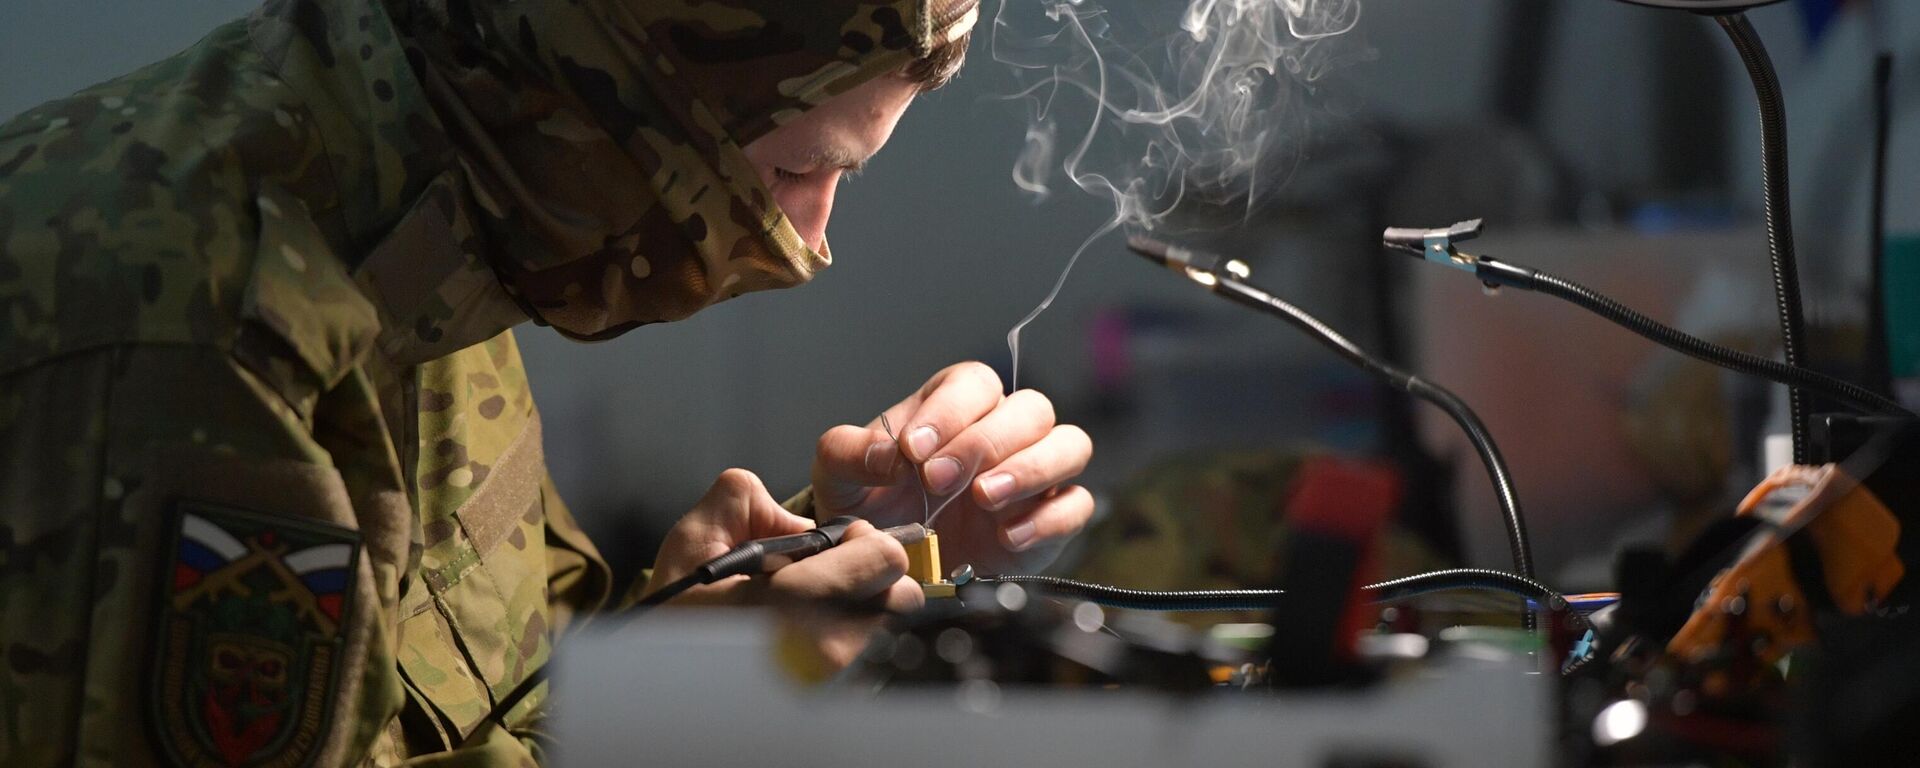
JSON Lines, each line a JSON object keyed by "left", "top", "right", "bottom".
{"left": 997, "top": 0, "right": 1366, "bottom": 388}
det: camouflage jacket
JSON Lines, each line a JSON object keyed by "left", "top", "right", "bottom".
{"left": 1, "top": 0, "right": 976, "bottom": 759}
{"left": 0, "top": 0, "right": 616, "bottom": 763}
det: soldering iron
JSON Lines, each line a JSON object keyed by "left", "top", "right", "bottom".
{"left": 468, "top": 516, "right": 929, "bottom": 744}
{"left": 634, "top": 516, "right": 932, "bottom": 610}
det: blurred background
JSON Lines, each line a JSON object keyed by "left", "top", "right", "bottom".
{"left": 6, "top": 0, "right": 1916, "bottom": 592}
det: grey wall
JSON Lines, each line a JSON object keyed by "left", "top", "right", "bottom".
{"left": 8, "top": 0, "right": 1909, "bottom": 585}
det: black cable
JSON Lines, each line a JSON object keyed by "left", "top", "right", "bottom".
{"left": 976, "top": 569, "right": 1572, "bottom": 618}
{"left": 459, "top": 570, "right": 707, "bottom": 747}
{"left": 1473, "top": 258, "right": 1913, "bottom": 419}
{"left": 1205, "top": 275, "right": 1537, "bottom": 586}
{"left": 467, "top": 519, "right": 922, "bottom": 746}
{"left": 459, "top": 563, "right": 721, "bottom": 748}
{"left": 1126, "top": 237, "right": 1537, "bottom": 629}
{"left": 632, "top": 572, "right": 700, "bottom": 610}
{"left": 1717, "top": 12, "right": 1812, "bottom": 464}
{"left": 978, "top": 574, "right": 1291, "bottom": 611}
{"left": 1363, "top": 568, "right": 1570, "bottom": 616}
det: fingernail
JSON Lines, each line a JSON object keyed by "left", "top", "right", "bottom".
{"left": 924, "top": 457, "right": 964, "bottom": 495}
{"left": 979, "top": 473, "right": 1015, "bottom": 507}
{"left": 1005, "top": 520, "right": 1038, "bottom": 551}
{"left": 866, "top": 440, "right": 900, "bottom": 476}
{"left": 907, "top": 426, "right": 939, "bottom": 460}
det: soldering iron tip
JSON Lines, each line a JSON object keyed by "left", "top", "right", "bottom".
{"left": 1126, "top": 234, "right": 1172, "bottom": 265}
{"left": 883, "top": 523, "right": 930, "bottom": 546}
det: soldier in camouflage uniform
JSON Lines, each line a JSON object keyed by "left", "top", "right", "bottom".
{"left": 0, "top": 0, "right": 1099, "bottom": 763}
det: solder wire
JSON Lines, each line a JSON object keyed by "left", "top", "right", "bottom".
{"left": 882, "top": 413, "right": 966, "bottom": 529}
{"left": 879, "top": 413, "right": 930, "bottom": 523}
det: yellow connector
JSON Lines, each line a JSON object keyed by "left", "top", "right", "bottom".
{"left": 905, "top": 530, "right": 956, "bottom": 599}
{"left": 905, "top": 530, "right": 942, "bottom": 582}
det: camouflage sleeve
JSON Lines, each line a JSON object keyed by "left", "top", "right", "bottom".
{"left": 0, "top": 345, "right": 402, "bottom": 765}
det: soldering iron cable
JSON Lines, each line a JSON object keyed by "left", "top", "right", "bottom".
{"left": 469, "top": 519, "right": 930, "bottom": 744}
{"left": 975, "top": 569, "right": 1576, "bottom": 619}
{"left": 974, "top": 575, "right": 1292, "bottom": 612}
{"left": 630, "top": 519, "right": 933, "bottom": 611}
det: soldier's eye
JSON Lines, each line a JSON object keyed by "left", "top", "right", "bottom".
{"left": 772, "top": 167, "right": 806, "bottom": 183}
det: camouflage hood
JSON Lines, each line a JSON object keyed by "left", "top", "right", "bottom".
{"left": 392, "top": 0, "right": 977, "bottom": 341}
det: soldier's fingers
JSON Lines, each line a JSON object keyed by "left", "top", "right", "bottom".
{"left": 661, "top": 469, "right": 814, "bottom": 582}
{"left": 864, "top": 396, "right": 922, "bottom": 434}
{"left": 926, "top": 389, "right": 1056, "bottom": 499}
{"left": 899, "top": 360, "right": 988, "bottom": 408}
{"left": 898, "top": 362, "right": 1004, "bottom": 464}
{"left": 813, "top": 424, "right": 908, "bottom": 513}
{"left": 706, "top": 468, "right": 816, "bottom": 540}
{"left": 997, "top": 484, "right": 1094, "bottom": 553}
{"left": 879, "top": 575, "right": 928, "bottom": 614}
{"left": 971, "top": 424, "right": 1091, "bottom": 515}
{"left": 852, "top": 364, "right": 961, "bottom": 442}
{"left": 768, "top": 521, "right": 910, "bottom": 603}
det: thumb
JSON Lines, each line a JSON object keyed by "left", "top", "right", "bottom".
{"left": 812, "top": 423, "right": 911, "bottom": 514}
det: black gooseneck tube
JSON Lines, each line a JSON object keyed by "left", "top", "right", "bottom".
{"left": 1717, "top": 13, "right": 1812, "bottom": 464}
{"left": 1205, "top": 275, "right": 1535, "bottom": 587}
{"left": 1126, "top": 238, "right": 1536, "bottom": 602}
{"left": 1473, "top": 258, "right": 1912, "bottom": 419}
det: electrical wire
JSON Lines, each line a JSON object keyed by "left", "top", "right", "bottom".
{"left": 504, "top": 567, "right": 1584, "bottom": 725}
{"left": 1717, "top": 12, "right": 1812, "bottom": 464}
{"left": 975, "top": 569, "right": 1573, "bottom": 618}
{"left": 465, "top": 560, "right": 752, "bottom": 745}
{"left": 976, "top": 574, "right": 1290, "bottom": 611}
{"left": 1362, "top": 568, "right": 1569, "bottom": 615}
{"left": 1472, "top": 258, "right": 1913, "bottom": 419}
{"left": 632, "top": 572, "right": 699, "bottom": 611}
{"left": 477, "top": 520, "right": 922, "bottom": 741}
{"left": 1126, "top": 236, "right": 1536, "bottom": 628}
{"left": 880, "top": 414, "right": 934, "bottom": 525}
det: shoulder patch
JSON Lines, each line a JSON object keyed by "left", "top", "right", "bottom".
{"left": 150, "top": 500, "right": 361, "bottom": 768}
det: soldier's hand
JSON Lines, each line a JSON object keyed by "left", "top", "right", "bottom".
{"left": 642, "top": 469, "right": 924, "bottom": 615}
{"left": 811, "top": 361, "right": 1095, "bottom": 575}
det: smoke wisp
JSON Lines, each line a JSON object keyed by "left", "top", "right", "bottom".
{"left": 997, "top": 0, "right": 1366, "bottom": 387}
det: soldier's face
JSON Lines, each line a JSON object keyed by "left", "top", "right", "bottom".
{"left": 742, "top": 74, "right": 921, "bottom": 253}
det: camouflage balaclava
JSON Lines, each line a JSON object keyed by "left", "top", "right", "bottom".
{"left": 395, "top": 0, "right": 977, "bottom": 340}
